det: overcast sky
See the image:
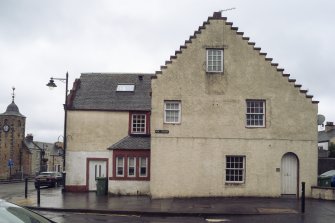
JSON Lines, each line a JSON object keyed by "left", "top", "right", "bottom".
{"left": 0, "top": 0, "right": 334, "bottom": 142}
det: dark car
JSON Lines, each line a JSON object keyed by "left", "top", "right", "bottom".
{"left": 318, "top": 170, "right": 335, "bottom": 187}
{"left": 0, "top": 199, "right": 55, "bottom": 222}
{"left": 35, "top": 171, "right": 63, "bottom": 188}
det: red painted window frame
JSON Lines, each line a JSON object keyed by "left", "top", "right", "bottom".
{"left": 110, "top": 149, "right": 150, "bottom": 181}
{"left": 128, "top": 112, "right": 151, "bottom": 135}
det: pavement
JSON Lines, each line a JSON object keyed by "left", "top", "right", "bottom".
{"left": 4, "top": 185, "right": 335, "bottom": 218}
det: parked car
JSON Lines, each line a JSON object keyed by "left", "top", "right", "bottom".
{"left": 0, "top": 199, "right": 55, "bottom": 222}
{"left": 318, "top": 170, "right": 335, "bottom": 187}
{"left": 35, "top": 171, "right": 63, "bottom": 188}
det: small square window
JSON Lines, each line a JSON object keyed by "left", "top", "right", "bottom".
{"left": 131, "top": 114, "right": 146, "bottom": 134}
{"left": 207, "top": 49, "right": 223, "bottom": 72}
{"left": 164, "top": 101, "right": 181, "bottom": 124}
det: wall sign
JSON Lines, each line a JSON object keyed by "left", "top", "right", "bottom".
{"left": 155, "top": 130, "right": 169, "bottom": 134}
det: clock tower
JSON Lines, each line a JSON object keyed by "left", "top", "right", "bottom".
{"left": 0, "top": 87, "right": 27, "bottom": 179}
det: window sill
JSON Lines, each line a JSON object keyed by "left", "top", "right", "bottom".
{"left": 245, "top": 126, "right": 266, "bottom": 128}
{"left": 206, "top": 71, "right": 224, "bottom": 75}
{"left": 109, "top": 176, "right": 150, "bottom": 181}
{"left": 225, "top": 182, "right": 245, "bottom": 187}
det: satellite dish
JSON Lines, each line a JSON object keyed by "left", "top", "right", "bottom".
{"left": 317, "top": 114, "right": 325, "bottom": 125}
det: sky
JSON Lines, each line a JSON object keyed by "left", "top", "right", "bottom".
{"left": 0, "top": 0, "right": 334, "bottom": 142}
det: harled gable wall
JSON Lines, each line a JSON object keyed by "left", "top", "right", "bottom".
{"left": 150, "top": 15, "right": 318, "bottom": 198}
{"left": 66, "top": 110, "right": 128, "bottom": 188}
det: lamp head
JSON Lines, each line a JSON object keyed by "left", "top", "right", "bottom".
{"left": 46, "top": 78, "right": 57, "bottom": 89}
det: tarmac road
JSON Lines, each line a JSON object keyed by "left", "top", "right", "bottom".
{"left": 37, "top": 211, "right": 208, "bottom": 223}
{"left": 1, "top": 182, "right": 335, "bottom": 223}
{"left": 36, "top": 211, "right": 328, "bottom": 223}
{"left": 0, "top": 181, "right": 35, "bottom": 200}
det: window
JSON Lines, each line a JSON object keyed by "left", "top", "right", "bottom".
{"left": 116, "top": 84, "right": 135, "bottom": 92}
{"left": 164, "top": 101, "right": 181, "bottom": 124}
{"left": 128, "top": 157, "right": 136, "bottom": 177}
{"left": 132, "top": 114, "right": 146, "bottom": 134}
{"left": 116, "top": 157, "right": 124, "bottom": 177}
{"left": 246, "top": 100, "right": 265, "bottom": 127}
{"left": 139, "top": 157, "right": 148, "bottom": 177}
{"left": 112, "top": 153, "right": 150, "bottom": 180}
{"left": 207, "top": 49, "right": 223, "bottom": 72}
{"left": 226, "top": 156, "right": 245, "bottom": 183}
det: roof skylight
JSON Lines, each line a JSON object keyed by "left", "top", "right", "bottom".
{"left": 116, "top": 84, "right": 135, "bottom": 92}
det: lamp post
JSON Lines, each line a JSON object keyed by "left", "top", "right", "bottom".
{"left": 46, "top": 72, "right": 68, "bottom": 192}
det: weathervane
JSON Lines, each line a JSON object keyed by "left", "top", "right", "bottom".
{"left": 12, "top": 86, "right": 15, "bottom": 102}
{"left": 220, "top": 7, "right": 236, "bottom": 13}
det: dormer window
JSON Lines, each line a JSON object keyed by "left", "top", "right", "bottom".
{"left": 131, "top": 113, "right": 147, "bottom": 134}
{"left": 116, "top": 84, "right": 135, "bottom": 92}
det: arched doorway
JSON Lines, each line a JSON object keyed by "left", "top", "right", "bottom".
{"left": 281, "top": 153, "right": 299, "bottom": 195}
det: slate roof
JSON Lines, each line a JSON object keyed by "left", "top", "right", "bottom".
{"left": 68, "top": 73, "right": 154, "bottom": 111}
{"left": 318, "top": 130, "right": 335, "bottom": 142}
{"left": 108, "top": 136, "right": 150, "bottom": 150}
{"left": 0, "top": 102, "right": 25, "bottom": 117}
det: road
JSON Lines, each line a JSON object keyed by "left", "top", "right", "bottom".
{"left": 0, "top": 181, "right": 35, "bottom": 200}
{"left": 35, "top": 211, "right": 323, "bottom": 223}
{"left": 1, "top": 183, "right": 334, "bottom": 223}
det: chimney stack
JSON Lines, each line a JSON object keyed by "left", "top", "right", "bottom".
{"left": 325, "top": 122, "right": 335, "bottom": 132}
{"left": 25, "top": 134, "right": 33, "bottom": 142}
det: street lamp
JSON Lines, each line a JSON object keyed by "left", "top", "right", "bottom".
{"left": 46, "top": 72, "right": 68, "bottom": 192}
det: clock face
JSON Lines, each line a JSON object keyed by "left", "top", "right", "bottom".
{"left": 3, "top": 125, "right": 9, "bottom": 132}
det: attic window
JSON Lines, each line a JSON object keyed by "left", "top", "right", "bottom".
{"left": 206, "top": 49, "right": 223, "bottom": 72}
{"left": 116, "top": 84, "right": 135, "bottom": 92}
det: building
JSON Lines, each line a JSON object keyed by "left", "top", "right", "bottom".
{"left": 0, "top": 88, "right": 64, "bottom": 179}
{"left": 150, "top": 12, "right": 318, "bottom": 198}
{"left": 0, "top": 88, "right": 31, "bottom": 179}
{"left": 65, "top": 12, "right": 318, "bottom": 198}
{"left": 318, "top": 122, "right": 335, "bottom": 174}
{"left": 66, "top": 73, "right": 152, "bottom": 194}
{"left": 318, "top": 122, "right": 335, "bottom": 154}
{"left": 23, "top": 134, "right": 64, "bottom": 175}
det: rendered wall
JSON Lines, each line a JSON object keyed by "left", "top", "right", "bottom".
{"left": 66, "top": 151, "right": 111, "bottom": 187}
{"left": 66, "top": 110, "right": 128, "bottom": 189}
{"left": 109, "top": 180, "right": 150, "bottom": 195}
{"left": 67, "top": 110, "right": 129, "bottom": 151}
{"left": 150, "top": 18, "right": 318, "bottom": 198}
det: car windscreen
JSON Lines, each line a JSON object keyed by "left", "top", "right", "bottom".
{"left": 0, "top": 206, "right": 53, "bottom": 223}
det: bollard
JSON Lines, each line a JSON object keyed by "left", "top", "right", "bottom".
{"left": 301, "top": 182, "right": 305, "bottom": 213}
{"left": 25, "top": 178, "right": 28, "bottom": 199}
{"left": 37, "top": 181, "right": 40, "bottom": 206}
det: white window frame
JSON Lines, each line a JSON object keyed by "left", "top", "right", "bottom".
{"left": 127, "top": 157, "right": 136, "bottom": 177}
{"left": 225, "top": 156, "right": 245, "bottom": 183}
{"left": 116, "top": 157, "right": 124, "bottom": 177}
{"left": 139, "top": 157, "right": 148, "bottom": 177}
{"left": 164, "top": 101, "right": 181, "bottom": 124}
{"left": 206, "top": 49, "right": 223, "bottom": 72}
{"left": 116, "top": 84, "right": 135, "bottom": 92}
{"left": 246, "top": 100, "right": 265, "bottom": 127}
{"left": 131, "top": 114, "right": 146, "bottom": 134}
